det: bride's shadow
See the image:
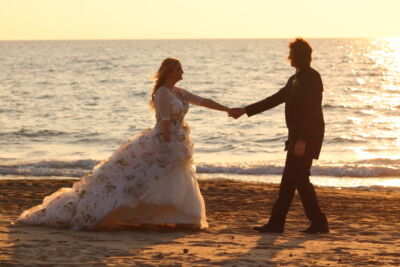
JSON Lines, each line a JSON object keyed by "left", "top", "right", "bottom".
{"left": 4, "top": 222, "right": 190, "bottom": 266}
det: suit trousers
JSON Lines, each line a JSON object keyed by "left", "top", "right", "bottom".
{"left": 268, "top": 151, "right": 325, "bottom": 228}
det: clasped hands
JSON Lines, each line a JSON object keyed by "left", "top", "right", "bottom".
{"left": 227, "top": 107, "right": 246, "bottom": 119}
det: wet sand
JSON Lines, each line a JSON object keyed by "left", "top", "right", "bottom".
{"left": 1, "top": 179, "right": 399, "bottom": 266}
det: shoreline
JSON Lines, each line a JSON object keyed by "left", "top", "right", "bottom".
{"left": 2, "top": 173, "right": 400, "bottom": 193}
{"left": 1, "top": 179, "right": 400, "bottom": 266}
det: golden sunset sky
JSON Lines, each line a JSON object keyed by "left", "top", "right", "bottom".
{"left": 1, "top": 0, "right": 400, "bottom": 40}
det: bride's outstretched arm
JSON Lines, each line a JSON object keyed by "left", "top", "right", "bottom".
{"left": 200, "top": 98, "right": 229, "bottom": 112}
{"left": 178, "top": 88, "right": 228, "bottom": 112}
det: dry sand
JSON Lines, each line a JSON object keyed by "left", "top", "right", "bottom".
{"left": 0, "top": 179, "right": 399, "bottom": 266}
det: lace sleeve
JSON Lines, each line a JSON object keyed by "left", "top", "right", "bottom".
{"left": 154, "top": 87, "right": 171, "bottom": 121}
{"left": 179, "top": 88, "right": 204, "bottom": 106}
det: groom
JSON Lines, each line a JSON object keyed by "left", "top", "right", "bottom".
{"left": 229, "top": 38, "right": 329, "bottom": 234}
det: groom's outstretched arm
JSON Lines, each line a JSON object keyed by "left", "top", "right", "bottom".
{"left": 245, "top": 86, "right": 287, "bottom": 117}
{"left": 228, "top": 81, "right": 289, "bottom": 119}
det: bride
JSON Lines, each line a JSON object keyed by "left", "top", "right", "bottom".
{"left": 17, "top": 58, "right": 229, "bottom": 230}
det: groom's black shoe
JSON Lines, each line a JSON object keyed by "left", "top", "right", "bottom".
{"left": 253, "top": 224, "right": 284, "bottom": 233}
{"left": 300, "top": 219, "right": 329, "bottom": 234}
{"left": 300, "top": 213, "right": 329, "bottom": 234}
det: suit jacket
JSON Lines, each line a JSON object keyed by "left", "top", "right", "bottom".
{"left": 245, "top": 67, "right": 325, "bottom": 159}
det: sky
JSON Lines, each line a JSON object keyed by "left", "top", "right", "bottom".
{"left": 1, "top": 0, "right": 400, "bottom": 40}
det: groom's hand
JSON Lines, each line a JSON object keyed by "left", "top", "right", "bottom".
{"left": 294, "top": 140, "right": 306, "bottom": 157}
{"left": 228, "top": 108, "right": 245, "bottom": 119}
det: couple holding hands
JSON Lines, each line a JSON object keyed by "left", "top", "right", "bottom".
{"left": 17, "top": 38, "right": 328, "bottom": 234}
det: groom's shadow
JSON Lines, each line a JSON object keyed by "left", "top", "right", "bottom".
{"left": 243, "top": 196, "right": 330, "bottom": 266}
{"left": 209, "top": 180, "right": 325, "bottom": 266}
{"left": 247, "top": 229, "right": 320, "bottom": 266}
{"left": 4, "top": 220, "right": 190, "bottom": 266}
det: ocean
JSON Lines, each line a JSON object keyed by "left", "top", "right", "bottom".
{"left": 1, "top": 39, "right": 399, "bottom": 190}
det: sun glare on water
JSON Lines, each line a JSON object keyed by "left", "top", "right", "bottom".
{"left": 350, "top": 38, "right": 400, "bottom": 161}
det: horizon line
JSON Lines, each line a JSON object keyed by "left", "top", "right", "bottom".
{"left": 0, "top": 36, "right": 396, "bottom": 42}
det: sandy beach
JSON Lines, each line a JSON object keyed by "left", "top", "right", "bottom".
{"left": 0, "top": 178, "right": 399, "bottom": 266}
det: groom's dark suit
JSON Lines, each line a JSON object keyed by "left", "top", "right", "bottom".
{"left": 245, "top": 66, "right": 327, "bottom": 230}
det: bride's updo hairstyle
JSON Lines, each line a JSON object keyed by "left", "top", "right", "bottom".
{"left": 150, "top": 58, "right": 181, "bottom": 109}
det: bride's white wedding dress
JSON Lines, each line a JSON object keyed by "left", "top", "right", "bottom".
{"left": 17, "top": 87, "right": 208, "bottom": 230}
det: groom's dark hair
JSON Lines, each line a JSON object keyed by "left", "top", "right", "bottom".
{"left": 289, "top": 38, "right": 312, "bottom": 67}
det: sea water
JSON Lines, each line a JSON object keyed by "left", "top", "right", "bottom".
{"left": 1, "top": 39, "right": 399, "bottom": 190}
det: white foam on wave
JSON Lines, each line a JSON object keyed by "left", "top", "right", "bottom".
{"left": 197, "top": 159, "right": 400, "bottom": 177}
{"left": 0, "top": 160, "right": 98, "bottom": 177}
{"left": 197, "top": 173, "right": 400, "bottom": 192}
{"left": 0, "top": 158, "right": 399, "bottom": 179}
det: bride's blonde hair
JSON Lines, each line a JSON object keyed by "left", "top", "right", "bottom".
{"left": 150, "top": 58, "right": 181, "bottom": 109}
